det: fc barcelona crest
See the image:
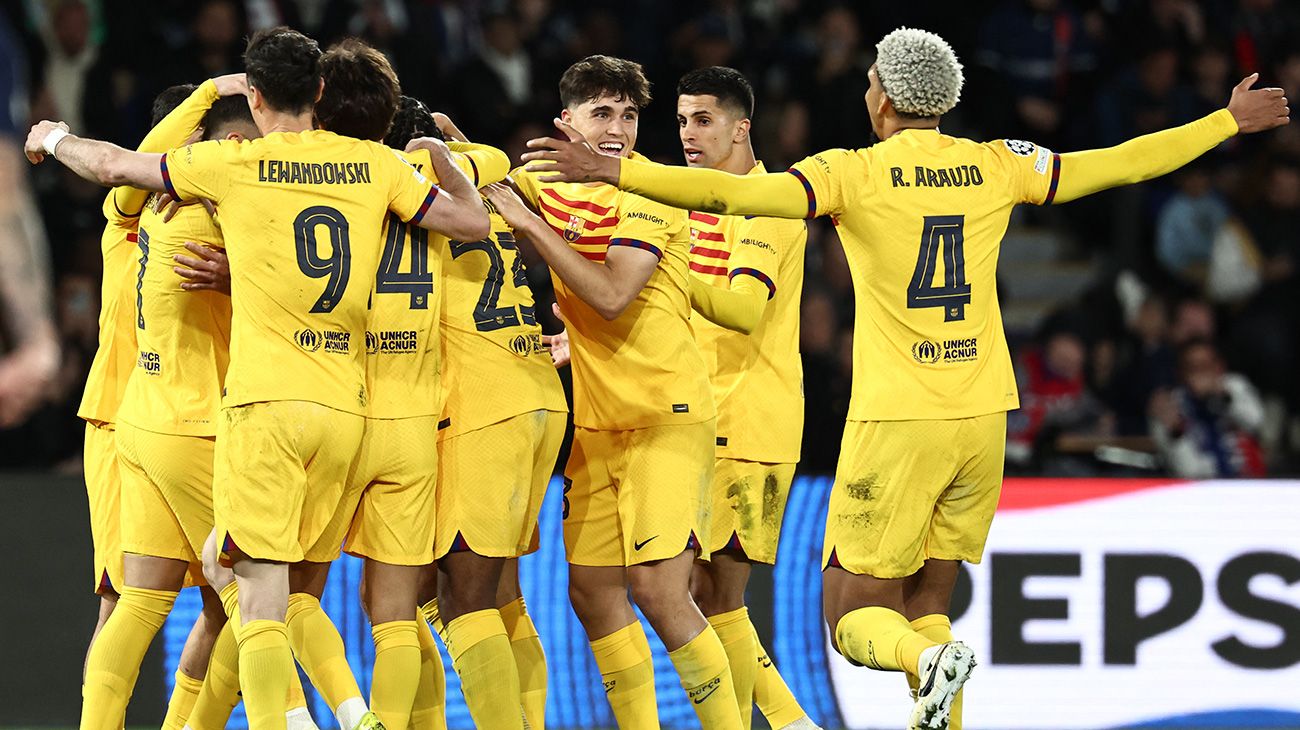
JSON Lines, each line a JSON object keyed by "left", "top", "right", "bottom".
{"left": 563, "top": 214, "right": 583, "bottom": 243}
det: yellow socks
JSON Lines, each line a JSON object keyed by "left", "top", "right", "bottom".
{"left": 161, "top": 669, "right": 203, "bottom": 730}
{"left": 370, "top": 620, "right": 421, "bottom": 730}
{"left": 500, "top": 598, "right": 548, "bottom": 730}
{"left": 668, "top": 626, "right": 743, "bottom": 729}
{"left": 410, "top": 615, "right": 448, "bottom": 730}
{"left": 285, "top": 592, "right": 367, "bottom": 728}
{"left": 835, "top": 606, "right": 937, "bottom": 674}
{"left": 909, "top": 614, "right": 961, "bottom": 730}
{"left": 80, "top": 586, "right": 177, "bottom": 730}
{"left": 590, "top": 622, "right": 658, "bottom": 730}
{"left": 238, "top": 619, "right": 293, "bottom": 730}
{"left": 708, "top": 609, "right": 756, "bottom": 729}
{"left": 444, "top": 609, "right": 523, "bottom": 730}
{"left": 752, "top": 628, "right": 807, "bottom": 729}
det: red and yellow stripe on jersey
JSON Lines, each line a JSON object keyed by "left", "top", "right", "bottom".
{"left": 513, "top": 159, "right": 713, "bottom": 430}
{"left": 78, "top": 81, "right": 221, "bottom": 426}
{"left": 115, "top": 198, "right": 231, "bottom": 436}
{"left": 688, "top": 164, "right": 806, "bottom": 463}
{"left": 438, "top": 205, "right": 566, "bottom": 438}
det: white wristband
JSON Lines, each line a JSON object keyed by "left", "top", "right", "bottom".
{"left": 43, "top": 128, "right": 69, "bottom": 157}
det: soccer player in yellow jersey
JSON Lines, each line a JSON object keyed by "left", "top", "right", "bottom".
{"left": 383, "top": 98, "right": 566, "bottom": 730}
{"left": 673, "top": 67, "right": 818, "bottom": 730}
{"left": 523, "top": 28, "right": 1290, "bottom": 730}
{"left": 288, "top": 43, "right": 511, "bottom": 730}
{"left": 72, "top": 78, "right": 253, "bottom": 730}
{"left": 28, "top": 27, "right": 489, "bottom": 730}
{"left": 486, "top": 55, "right": 742, "bottom": 729}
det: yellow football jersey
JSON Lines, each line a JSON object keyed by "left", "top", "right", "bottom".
{"left": 363, "top": 145, "right": 510, "bottom": 420}
{"left": 689, "top": 164, "right": 806, "bottom": 463}
{"left": 438, "top": 203, "right": 567, "bottom": 438}
{"left": 789, "top": 131, "right": 1059, "bottom": 420}
{"left": 77, "top": 81, "right": 221, "bottom": 425}
{"left": 162, "top": 130, "right": 438, "bottom": 415}
{"left": 115, "top": 199, "right": 231, "bottom": 436}
{"left": 514, "top": 161, "right": 713, "bottom": 430}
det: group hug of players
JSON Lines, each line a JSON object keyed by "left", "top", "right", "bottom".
{"left": 27, "top": 22, "right": 1287, "bottom": 730}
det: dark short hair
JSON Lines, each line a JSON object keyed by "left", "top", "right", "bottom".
{"left": 152, "top": 84, "right": 198, "bottom": 126}
{"left": 316, "top": 38, "right": 401, "bottom": 142}
{"left": 201, "top": 95, "right": 256, "bottom": 140}
{"left": 243, "top": 26, "right": 321, "bottom": 114}
{"left": 385, "top": 95, "right": 444, "bottom": 150}
{"left": 677, "top": 66, "right": 754, "bottom": 119}
{"left": 559, "top": 55, "right": 651, "bottom": 111}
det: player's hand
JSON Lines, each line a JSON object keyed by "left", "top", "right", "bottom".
{"left": 431, "top": 112, "right": 469, "bottom": 143}
{"left": 174, "top": 242, "right": 231, "bottom": 295}
{"left": 212, "top": 73, "right": 250, "bottom": 98}
{"left": 1227, "top": 73, "right": 1289, "bottom": 134}
{"left": 156, "top": 193, "right": 217, "bottom": 223}
{"left": 24, "top": 120, "right": 69, "bottom": 164}
{"left": 542, "top": 302, "right": 570, "bottom": 368}
{"left": 406, "top": 135, "right": 452, "bottom": 158}
{"left": 521, "top": 118, "right": 620, "bottom": 184}
{"left": 483, "top": 182, "right": 541, "bottom": 229}
{"left": 0, "top": 338, "right": 60, "bottom": 427}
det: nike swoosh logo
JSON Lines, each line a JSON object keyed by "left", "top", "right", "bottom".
{"left": 918, "top": 646, "right": 946, "bottom": 697}
{"left": 759, "top": 658, "right": 773, "bottom": 668}
{"left": 634, "top": 536, "right": 658, "bottom": 551}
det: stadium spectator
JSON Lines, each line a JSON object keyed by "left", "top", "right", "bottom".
{"left": 31, "top": 0, "right": 97, "bottom": 133}
{"left": 1150, "top": 339, "right": 1266, "bottom": 478}
{"left": 1155, "top": 164, "right": 1232, "bottom": 290}
{"left": 1007, "top": 330, "right": 1110, "bottom": 468}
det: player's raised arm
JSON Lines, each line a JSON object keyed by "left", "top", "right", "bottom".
{"left": 26, "top": 121, "right": 165, "bottom": 190}
{"left": 1050, "top": 75, "right": 1289, "bottom": 204}
{"left": 522, "top": 118, "right": 811, "bottom": 219}
{"left": 484, "top": 182, "right": 658, "bottom": 321}
{"left": 405, "top": 136, "right": 491, "bottom": 241}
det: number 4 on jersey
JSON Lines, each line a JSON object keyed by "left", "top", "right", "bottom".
{"left": 907, "top": 215, "right": 970, "bottom": 322}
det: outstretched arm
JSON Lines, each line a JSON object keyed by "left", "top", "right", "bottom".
{"left": 484, "top": 183, "right": 658, "bottom": 321}
{"left": 1052, "top": 74, "right": 1289, "bottom": 204}
{"left": 26, "top": 121, "right": 164, "bottom": 190}
{"left": 521, "top": 118, "right": 811, "bottom": 218}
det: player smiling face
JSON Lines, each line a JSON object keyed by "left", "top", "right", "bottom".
{"left": 563, "top": 95, "right": 639, "bottom": 158}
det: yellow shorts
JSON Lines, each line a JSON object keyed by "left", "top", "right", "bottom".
{"left": 563, "top": 420, "right": 715, "bottom": 567}
{"left": 84, "top": 422, "right": 123, "bottom": 594}
{"left": 213, "top": 401, "right": 364, "bottom": 564}
{"left": 823, "top": 413, "right": 1006, "bottom": 579}
{"left": 338, "top": 415, "right": 439, "bottom": 566}
{"left": 706, "top": 459, "right": 796, "bottom": 565}
{"left": 435, "top": 410, "right": 566, "bottom": 560}
{"left": 116, "top": 423, "right": 215, "bottom": 581}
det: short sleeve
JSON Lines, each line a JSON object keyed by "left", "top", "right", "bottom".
{"left": 162, "top": 140, "right": 235, "bottom": 203}
{"left": 989, "top": 139, "right": 1059, "bottom": 205}
{"left": 609, "top": 193, "right": 677, "bottom": 260}
{"left": 378, "top": 146, "right": 439, "bottom": 224}
{"left": 787, "top": 149, "right": 855, "bottom": 218}
{"left": 726, "top": 216, "right": 786, "bottom": 299}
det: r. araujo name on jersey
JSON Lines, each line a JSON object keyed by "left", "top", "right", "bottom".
{"left": 788, "top": 134, "right": 1060, "bottom": 421}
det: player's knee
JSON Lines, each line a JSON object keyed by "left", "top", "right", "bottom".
{"left": 628, "top": 572, "right": 690, "bottom": 621}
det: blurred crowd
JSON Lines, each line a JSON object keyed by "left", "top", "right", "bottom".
{"left": 0, "top": 0, "right": 1297, "bottom": 476}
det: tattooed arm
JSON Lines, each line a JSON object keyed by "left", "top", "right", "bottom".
{"left": 0, "top": 143, "right": 60, "bottom": 427}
